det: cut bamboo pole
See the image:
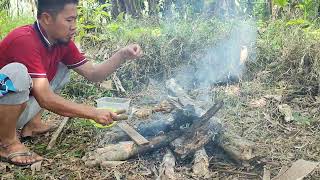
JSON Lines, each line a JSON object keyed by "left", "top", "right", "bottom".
{"left": 47, "top": 117, "right": 69, "bottom": 150}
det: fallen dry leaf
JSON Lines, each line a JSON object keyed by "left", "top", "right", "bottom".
{"left": 264, "top": 95, "right": 282, "bottom": 102}
{"left": 278, "top": 104, "right": 294, "bottom": 122}
{"left": 154, "top": 100, "right": 174, "bottom": 113}
{"left": 249, "top": 98, "right": 267, "bottom": 108}
{"left": 31, "top": 161, "right": 42, "bottom": 176}
{"left": 133, "top": 108, "right": 153, "bottom": 118}
{"left": 100, "top": 80, "right": 113, "bottom": 90}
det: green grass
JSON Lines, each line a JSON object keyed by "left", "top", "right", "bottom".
{"left": 0, "top": 11, "right": 34, "bottom": 39}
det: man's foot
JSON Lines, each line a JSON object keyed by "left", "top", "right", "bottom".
{"left": 21, "top": 121, "right": 56, "bottom": 138}
{"left": 0, "top": 140, "right": 43, "bottom": 166}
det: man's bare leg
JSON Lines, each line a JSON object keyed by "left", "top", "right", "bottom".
{"left": 0, "top": 104, "right": 42, "bottom": 164}
{"left": 21, "top": 109, "right": 56, "bottom": 138}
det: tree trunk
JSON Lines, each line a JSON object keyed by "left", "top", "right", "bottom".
{"left": 247, "top": 0, "right": 253, "bottom": 15}
{"left": 265, "top": 0, "right": 273, "bottom": 19}
{"left": 148, "top": 0, "right": 159, "bottom": 16}
{"left": 213, "top": 0, "right": 228, "bottom": 17}
{"left": 175, "top": 0, "right": 185, "bottom": 18}
{"left": 98, "top": 0, "right": 106, "bottom": 4}
{"left": 163, "top": 0, "right": 173, "bottom": 17}
{"left": 125, "top": 0, "right": 138, "bottom": 17}
{"left": 192, "top": 0, "right": 204, "bottom": 14}
{"left": 111, "top": 0, "right": 119, "bottom": 19}
{"left": 134, "top": 0, "right": 142, "bottom": 17}
{"left": 118, "top": 0, "right": 126, "bottom": 14}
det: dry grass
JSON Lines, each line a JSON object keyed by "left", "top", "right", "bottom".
{"left": 2, "top": 79, "right": 320, "bottom": 179}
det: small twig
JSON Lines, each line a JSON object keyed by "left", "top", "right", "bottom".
{"left": 112, "top": 73, "right": 126, "bottom": 93}
{"left": 264, "top": 113, "right": 291, "bottom": 131}
{"left": 47, "top": 117, "right": 69, "bottom": 150}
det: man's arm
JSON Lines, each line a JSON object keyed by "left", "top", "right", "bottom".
{"left": 74, "top": 44, "right": 142, "bottom": 82}
{"left": 32, "top": 78, "right": 116, "bottom": 125}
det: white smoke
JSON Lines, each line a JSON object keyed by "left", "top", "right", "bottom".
{"left": 175, "top": 20, "right": 256, "bottom": 90}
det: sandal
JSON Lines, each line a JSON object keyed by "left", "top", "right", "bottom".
{"left": 0, "top": 151, "right": 41, "bottom": 166}
{"left": 0, "top": 142, "right": 42, "bottom": 167}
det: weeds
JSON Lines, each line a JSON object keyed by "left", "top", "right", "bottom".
{"left": 0, "top": 11, "right": 33, "bottom": 39}
{"left": 246, "top": 20, "right": 320, "bottom": 97}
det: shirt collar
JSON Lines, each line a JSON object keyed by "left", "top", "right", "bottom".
{"left": 33, "top": 20, "right": 52, "bottom": 48}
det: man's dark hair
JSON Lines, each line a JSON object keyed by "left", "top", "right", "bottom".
{"left": 37, "top": 0, "right": 79, "bottom": 18}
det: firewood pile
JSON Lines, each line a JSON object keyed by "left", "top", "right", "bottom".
{"left": 82, "top": 79, "right": 255, "bottom": 179}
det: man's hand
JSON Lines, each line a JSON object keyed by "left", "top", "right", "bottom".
{"left": 120, "top": 44, "right": 143, "bottom": 61}
{"left": 93, "top": 109, "right": 118, "bottom": 126}
{"left": 74, "top": 44, "right": 142, "bottom": 83}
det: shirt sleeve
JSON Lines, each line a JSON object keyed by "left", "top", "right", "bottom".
{"left": 62, "top": 41, "right": 88, "bottom": 69}
{"left": 6, "top": 35, "right": 47, "bottom": 79}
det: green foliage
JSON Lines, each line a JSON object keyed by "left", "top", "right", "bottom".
{"left": 79, "top": 16, "right": 234, "bottom": 91}
{"left": 0, "top": 0, "right": 9, "bottom": 10}
{"left": 296, "top": 0, "right": 318, "bottom": 20}
{"left": 253, "top": 0, "right": 269, "bottom": 20}
{"left": 247, "top": 19, "right": 320, "bottom": 95}
{"left": 0, "top": 11, "right": 33, "bottom": 39}
{"left": 77, "top": 1, "right": 112, "bottom": 42}
{"left": 273, "top": 0, "right": 288, "bottom": 7}
{"left": 293, "top": 112, "right": 314, "bottom": 126}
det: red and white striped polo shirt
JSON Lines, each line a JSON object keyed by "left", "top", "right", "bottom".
{"left": 0, "top": 21, "right": 88, "bottom": 81}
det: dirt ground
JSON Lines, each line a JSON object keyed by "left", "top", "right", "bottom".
{"left": 1, "top": 79, "right": 320, "bottom": 180}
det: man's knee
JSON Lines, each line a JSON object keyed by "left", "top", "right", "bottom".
{"left": 51, "top": 63, "right": 70, "bottom": 92}
{"left": 1, "top": 63, "right": 32, "bottom": 91}
{"left": 0, "top": 63, "right": 32, "bottom": 105}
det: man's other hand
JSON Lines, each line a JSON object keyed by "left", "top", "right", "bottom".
{"left": 93, "top": 109, "right": 118, "bottom": 126}
{"left": 120, "top": 44, "right": 143, "bottom": 60}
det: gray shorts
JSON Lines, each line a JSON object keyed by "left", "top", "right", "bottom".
{"left": 0, "top": 63, "right": 70, "bottom": 129}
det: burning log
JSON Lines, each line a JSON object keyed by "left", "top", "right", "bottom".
{"left": 85, "top": 78, "right": 255, "bottom": 168}
{"left": 166, "top": 78, "right": 256, "bottom": 163}
{"left": 192, "top": 148, "right": 210, "bottom": 178}
{"left": 215, "top": 132, "right": 255, "bottom": 163}
{"left": 170, "top": 102, "right": 223, "bottom": 158}
{"left": 83, "top": 130, "right": 183, "bottom": 167}
{"left": 83, "top": 102, "right": 221, "bottom": 167}
{"left": 97, "top": 108, "right": 197, "bottom": 146}
{"left": 157, "top": 149, "right": 176, "bottom": 180}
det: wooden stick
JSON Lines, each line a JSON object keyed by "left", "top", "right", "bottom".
{"left": 215, "top": 132, "right": 255, "bottom": 162}
{"left": 83, "top": 130, "right": 183, "bottom": 167}
{"left": 192, "top": 148, "right": 210, "bottom": 177}
{"left": 157, "top": 148, "right": 176, "bottom": 180}
{"left": 117, "top": 122, "right": 149, "bottom": 145}
{"left": 47, "top": 117, "right": 69, "bottom": 150}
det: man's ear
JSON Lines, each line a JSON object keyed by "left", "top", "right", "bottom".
{"left": 40, "top": 12, "right": 54, "bottom": 25}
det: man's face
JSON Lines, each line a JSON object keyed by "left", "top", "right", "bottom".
{"left": 49, "top": 3, "right": 77, "bottom": 44}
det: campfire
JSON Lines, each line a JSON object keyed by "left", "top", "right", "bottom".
{"left": 82, "top": 78, "right": 255, "bottom": 179}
